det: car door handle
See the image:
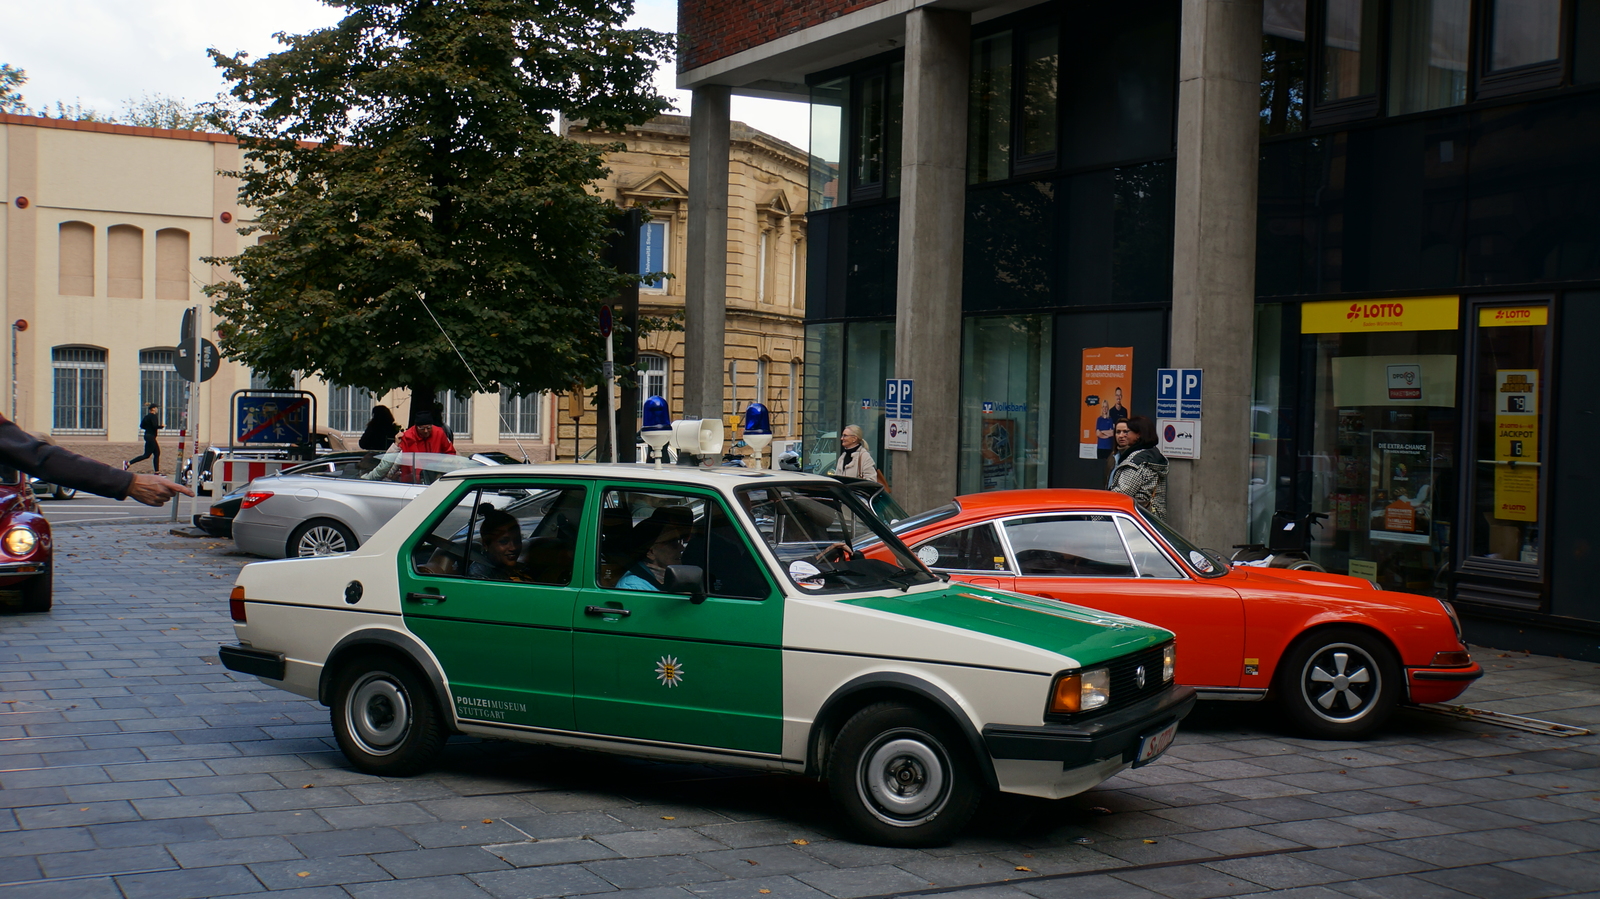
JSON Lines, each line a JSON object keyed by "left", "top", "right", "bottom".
{"left": 585, "top": 605, "right": 630, "bottom": 618}
{"left": 406, "top": 591, "right": 446, "bottom": 605}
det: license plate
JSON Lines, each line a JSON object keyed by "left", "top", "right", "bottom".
{"left": 1134, "top": 719, "right": 1179, "bottom": 767}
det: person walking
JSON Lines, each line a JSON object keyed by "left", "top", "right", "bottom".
{"left": 123, "top": 404, "right": 163, "bottom": 474}
{"left": 1107, "top": 415, "right": 1168, "bottom": 519}
{"left": 358, "top": 405, "right": 400, "bottom": 451}
{"left": 831, "top": 424, "right": 879, "bottom": 482}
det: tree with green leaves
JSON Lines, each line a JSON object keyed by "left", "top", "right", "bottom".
{"left": 1, "top": 64, "right": 29, "bottom": 114}
{"left": 202, "top": 0, "right": 673, "bottom": 417}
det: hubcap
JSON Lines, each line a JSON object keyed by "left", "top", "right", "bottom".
{"left": 857, "top": 733, "right": 948, "bottom": 825}
{"left": 345, "top": 673, "right": 409, "bottom": 755}
{"left": 1302, "top": 643, "right": 1379, "bottom": 723}
{"left": 299, "top": 526, "right": 348, "bottom": 556}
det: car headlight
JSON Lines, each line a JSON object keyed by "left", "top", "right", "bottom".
{"left": 3, "top": 526, "right": 37, "bottom": 556}
{"left": 1050, "top": 667, "right": 1111, "bottom": 714}
{"left": 1163, "top": 643, "right": 1176, "bottom": 682}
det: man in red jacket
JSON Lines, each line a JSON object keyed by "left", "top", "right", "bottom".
{"left": 0, "top": 414, "right": 190, "bottom": 506}
{"left": 395, "top": 413, "right": 457, "bottom": 455}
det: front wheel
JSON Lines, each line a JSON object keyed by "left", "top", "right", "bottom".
{"left": 1277, "top": 627, "right": 1399, "bottom": 739}
{"left": 330, "top": 655, "right": 445, "bottom": 776}
{"left": 826, "top": 702, "right": 981, "bottom": 847}
{"left": 290, "top": 519, "right": 357, "bottom": 558}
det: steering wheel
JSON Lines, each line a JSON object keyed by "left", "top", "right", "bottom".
{"left": 818, "top": 543, "right": 859, "bottom": 564}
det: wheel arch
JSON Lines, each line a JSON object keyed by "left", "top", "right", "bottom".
{"left": 318, "top": 628, "right": 453, "bottom": 723}
{"left": 289, "top": 516, "right": 361, "bottom": 558}
{"left": 805, "top": 672, "right": 999, "bottom": 791}
{"left": 1267, "top": 619, "right": 1404, "bottom": 699}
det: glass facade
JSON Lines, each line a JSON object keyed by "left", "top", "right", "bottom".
{"left": 1388, "top": 0, "right": 1470, "bottom": 115}
{"left": 843, "top": 321, "right": 895, "bottom": 483}
{"left": 959, "top": 315, "right": 1052, "bottom": 494}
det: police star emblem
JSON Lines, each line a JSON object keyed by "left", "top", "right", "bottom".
{"left": 655, "top": 655, "right": 684, "bottom": 688}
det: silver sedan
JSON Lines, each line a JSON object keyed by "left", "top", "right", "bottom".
{"left": 232, "top": 452, "right": 488, "bottom": 558}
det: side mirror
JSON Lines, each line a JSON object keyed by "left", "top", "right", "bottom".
{"left": 663, "top": 565, "right": 708, "bottom": 604}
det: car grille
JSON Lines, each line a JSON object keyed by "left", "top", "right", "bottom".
{"left": 1105, "top": 642, "right": 1171, "bottom": 712}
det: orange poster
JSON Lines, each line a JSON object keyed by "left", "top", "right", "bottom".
{"left": 1079, "top": 348, "right": 1133, "bottom": 460}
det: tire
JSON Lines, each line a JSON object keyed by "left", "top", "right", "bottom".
{"left": 1286, "top": 559, "right": 1325, "bottom": 572}
{"left": 1277, "top": 627, "right": 1399, "bottom": 740}
{"left": 52, "top": 485, "right": 76, "bottom": 501}
{"left": 826, "top": 702, "right": 981, "bottom": 847}
{"left": 19, "top": 570, "right": 52, "bottom": 613}
{"left": 330, "top": 654, "right": 445, "bottom": 776}
{"left": 290, "top": 519, "right": 357, "bottom": 558}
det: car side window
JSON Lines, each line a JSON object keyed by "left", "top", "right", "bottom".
{"left": 913, "top": 523, "right": 1008, "bottom": 572}
{"left": 1116, "top": 517, "right": 1185, "bottom": 578}
{"left": 411, "top": 484, "right": 585, "bottom": 586}
{"left": 1003, "top": 515, "right": 1135, "bottom": 577}
{"left": 599, "top": 488, "right": 770, "bottom": 600}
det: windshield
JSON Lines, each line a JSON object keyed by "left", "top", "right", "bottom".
{"left": 1139, "top": 510, "right": 1228, "bottom": 578}
{"left": 736, "top": 482, "right": 938, "bottom": 594}
{"left": 360, "top": 452, "right": 484, "bottom": 485}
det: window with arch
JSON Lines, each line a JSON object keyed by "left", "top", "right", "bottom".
{"left": 53, "top": 346, "right": 107, "bottom": 432}
{"left": 58, "top": 222, "right": 94, "bottom": 296}
{"left": 155, "top": 229, "right": 190, "bottom": 300}
{"left": 329, "top": 385, "right": 375, "bottom": 433}
{"left": 108, "top": 225, "right": 144, "bottom": 298}
{"left": 139, "top": 349, "right": 189, "bottom": 431}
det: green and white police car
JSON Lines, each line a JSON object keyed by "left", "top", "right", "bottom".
{"left": 220, "top": 465, "right": 1194, "bottom": 846}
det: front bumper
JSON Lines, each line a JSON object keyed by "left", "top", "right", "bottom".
{"left": 1406, "top": 663, "right": 1484, "bottom": 704}
{"left": 0, "top": 560, "right": 48, "bottom": 577}
{"left": 982, "top": 683, "right": 1197, "bottom": 769}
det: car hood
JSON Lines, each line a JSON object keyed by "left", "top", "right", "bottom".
{"left": 1225, "top": 565, "right": 1378, "bottom": 594}
{"left": 820, "top": 583, "right": 1172, "bottom": 669}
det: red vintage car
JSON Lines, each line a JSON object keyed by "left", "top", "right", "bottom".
{"left": 875, "top": 489, "right": 1480, "bottom": 739}
{"left": 0, "top": 465, "right": 53, "bottom": 612}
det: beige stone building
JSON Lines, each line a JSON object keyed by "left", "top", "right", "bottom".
{"left": 1, "top": 112, "right": 806, "bottom": 475}
{"left": 558, "top": 115, "right": 808, "bottom": 462}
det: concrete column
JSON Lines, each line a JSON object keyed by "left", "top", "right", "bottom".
{"left": 684, "top": 86, "right": 731, "bottom": 423}
{"left": 891, "top": 8, "right": 970, "bottom": 516}
{"left": 1168, "top": 0, "right": 1262, "bottom": 546}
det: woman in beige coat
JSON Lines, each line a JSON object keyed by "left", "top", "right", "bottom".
{"left": 832, "top": 424, "right": 879, "bottom": 482}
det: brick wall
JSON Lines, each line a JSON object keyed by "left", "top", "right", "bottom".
{"left": 680, "top": 0, "right": 891, "bottom": 72}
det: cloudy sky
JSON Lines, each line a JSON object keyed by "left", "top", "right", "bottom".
{"left": 0, "top": 0, "right": 808, "bottom": 147}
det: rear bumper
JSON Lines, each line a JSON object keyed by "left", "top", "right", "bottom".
{"left": 982, "top": 684, "right": 1196, "bottom": 769}
{"left": 219, "top": 644, "right": 286, "bottom": 681}
{"left": 1406, "top": 663, "right": 1483, "bottom": 704}
{"left": 192, "top": 514, "right": 233, "bottom": 538}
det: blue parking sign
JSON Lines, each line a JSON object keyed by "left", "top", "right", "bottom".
{"left": 1156, "top": 368, "right": 1179, "bottom": 418}
{"left": 1179, "top": 369, "right": 1203, "bottom": 419}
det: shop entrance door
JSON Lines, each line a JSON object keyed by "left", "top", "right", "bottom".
{"left": 1456, "top": 300, "right": 1551, "bottom": 610}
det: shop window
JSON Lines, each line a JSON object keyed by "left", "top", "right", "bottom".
{"left": 53, "top": 346, "right": 106, "bottom": 433}
{"left": 1388, "top": 0, "right": 1470, "bottom": 115}
{"left": 959, "top": 314, "right": 1051, "bottom": 494}
{"left": 108, "top": 225, "right": 143, "bottom": 298}
{"left": 965, "top": 180, "right": 1057, "bottom": 311}
{"left": 155, "top": 228, "right": 190, "bottom": 300}
{"left": 58, "top": 222, "right": 94, "bottom": 296}
{"left": 1263, "top": 0, "right": 1310, "bottom": 135}
{"left": 328, "top": 384, "right": 375, "bottom": 433}
{"left": 1058, "top": 0, "right": 1178, "bottom": 170}
{"left": 1578, "top": 0, "right": 1600, "bottom": 84}
{"left": 138, "top": 349, "right": 189, "bottom": 432}
{"left": 500, "top": 391, "right": 542, "bottom": 438}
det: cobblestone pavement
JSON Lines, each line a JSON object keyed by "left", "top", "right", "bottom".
{"left": 2, "top": 522, "right": 1598, "bottom": 899}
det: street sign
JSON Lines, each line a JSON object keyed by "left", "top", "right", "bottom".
{"left": 1156, "top": 368, "right": 1179, "bottom": 419}
{"left": 180, "top": 307, "right": 197, "bottom": 343}
{"left": 1180, "top": 368, "right": 1203, "bottom": 419}
{"left": 885, "top": 378, "right": 913, "bottom": 451}
{"left": 175, "top": 339, "right": 220, "bottom": 382}
{"left": 598, "top": 304, "right": 613, "bottom": 338}
{"left": 235, "top": 394, "right": 312, "bottom": 445}
{"left": 1158, "top": 417, "right": 1201, "bottom": 459}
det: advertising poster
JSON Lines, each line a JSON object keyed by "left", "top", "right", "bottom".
{"left": 1078, "top": 347, "right": 1133, "bottom": 460}
{"left": 981, "top": 418, "right": 1016, "bottom": 491}
{"left": 1494, "top": 370, "right": 1539, "bottom": 522}
{"left": 1369, "top": 430, "right": 1433, "bottom": 545}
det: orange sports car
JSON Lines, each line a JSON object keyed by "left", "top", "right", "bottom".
{"left": 875, "top": 489, "right": 1480, "bottom": 739}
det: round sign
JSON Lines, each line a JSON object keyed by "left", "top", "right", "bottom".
{"left": 598, "top": 304, "right": 613, "bottom": 338}
{"left": 1188, "top": 550, "right": 1214, "bottom": 573}
{"left": 788, "top": 560, "right": 824, "bottom": 589}
{"left": 916, "top": 545, "right": 940, "bottom": 567}
{"left": 1164, "top": 424, "right": 1177, "bottom": 443}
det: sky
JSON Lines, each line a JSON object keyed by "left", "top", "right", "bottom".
{"left": 0, "top": 0, "right": 809, "bottom": 148}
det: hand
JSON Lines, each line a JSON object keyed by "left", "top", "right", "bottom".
{"left": 126, "top": 473, "right": 194, "bottom": 507}
{"left": 818, "top": 542, "right": 858, "bottom": 564}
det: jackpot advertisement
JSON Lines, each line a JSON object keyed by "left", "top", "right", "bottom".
{"left": 1078, "top": 347, "right": 1132, "bottom": 460}
{"left": 1494, "top": 370, "right": 1539, "bottom": 522}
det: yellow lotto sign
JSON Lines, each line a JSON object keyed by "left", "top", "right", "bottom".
{"left": 1301, "top": 296, "right": 1459, "bottom": 334}
{"left": 1478, "top": 306, "right": 1548, "bottom": 327}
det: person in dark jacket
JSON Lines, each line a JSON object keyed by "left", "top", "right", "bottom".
{"left": 358, "top": 405, "right": 400, "bottom": 451}
{"left": 2, "top": 413, "right": 189, "bottom": 506}
{"left": 123, "top": 404, "right": 163, "bottom": 474}
{"left": 1107, "top": 415, "right": 1168, "bottom": 520}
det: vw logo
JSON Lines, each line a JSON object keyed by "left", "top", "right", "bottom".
{"left": 1135, "top": 665, "right": 1147, "bottom": 689}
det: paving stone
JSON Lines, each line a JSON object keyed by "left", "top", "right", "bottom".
{"left": 208, "top": 809, "right": 334, "bottom": 839}
{"left": 692, "top": 844, "right": 838, "bottom": 879}
{"left": 1473, "top": 797, "right": 1593, "bottom": 824}
{"left": 693, "top": 820, "right": 829, "bottom": 850}
{"left": 250, "top": 854, "right": 394, "bottom": 889}
{"left": 1205, "top": 854, "right": 1350, "bottom": 890}
{"left": 672, "top": 874, "right": 830, "bottom": 899}
{"left": 1412, "top": 863, "right": 1572, "bottom": 899}
{"left": 1014, "top": 872, "right": 1166, "bottom": 899}
{"left": 1329, "top": 873, "right": 1479, "bottom": 899}
{"left": 115, "top": 863, "right": 267, "bottom": 899}
{"left": 793, "top": 863, "right": 936, "bottom": 898}
{"left": 317, "top": 801, "right": 441, "bottom": 829}
{"left": 15, "top": 800, "right": 141, "bottom": 829}
{"left": 168, "top": 836, "right": 305, "bottom": 868}
{"left": 1177, "top": 825, "right": 1307, "bottom": 855}
{"left": 403, "top": 820, "right": 531, "bottom": 849}
{"left": 287, "top": 826, "right": 420, "bottom": 857}
{"left": 502, "top": 811, "right": 633, "bottom": 840}
{"left": 595, "top": 828, "right": 730, "bottom": 858}
{"left": 1114, "top": 862, "right": 1272, "bottom": 898}
{"left": 347, "top": 874, "right": 498, "bottom": 898}
{"left": 584, "top": 854, "right": 730, "bottom": 889}
{"left": 36, "top": 844, "right": 177, "bottom": 878}
{"left": 1495, "top": 853, "right": 1600, "bottom": 890}
{"left": 129, "top": 793, "right": 254, "bottom": 819}
{"left": 469, "top": 863, "right": 618, "bottom": 898}
{"left": 0, "top": 873, "right": 125, "bottom": 899}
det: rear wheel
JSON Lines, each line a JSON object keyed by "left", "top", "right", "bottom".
{"left": 19, "top": 570, "right": 52, "bottom": 613}
{"left": 330, "top": 654, "right": 445, "bottom": 776}
{"left": 826, "top": 702, "right": 981, "bottom": 847}
{"left": 51, "top": 485, "right": 76, "bottom": 501}
{"left": 290, "top": 519, "right": 357, "bottom": 557}
{"left": 1277, "top": 627, "right": 1399, "bottom": 739}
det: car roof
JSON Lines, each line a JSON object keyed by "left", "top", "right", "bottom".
{"left": 950, "top": 488, "right": 1140, "bottom": 517}
{"left": 438, "top": 462, "right": 838, "bottom": 490}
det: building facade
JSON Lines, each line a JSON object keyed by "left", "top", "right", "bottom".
{"left": 674, "top": 0, "right": 1600, "bottom": 656}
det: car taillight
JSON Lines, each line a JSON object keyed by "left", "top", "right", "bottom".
{"left": 209, "top": 506, "right": 227, "bottom": 517}
{"left": 240, "top": 492, "right": 273, "bottom": 509}
{"left": 229, "top": 586, "right": 246, "bottom": 622}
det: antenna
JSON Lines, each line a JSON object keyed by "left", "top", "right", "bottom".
{"left": 412, "top": 292, "right": 532, "bottom": 462}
